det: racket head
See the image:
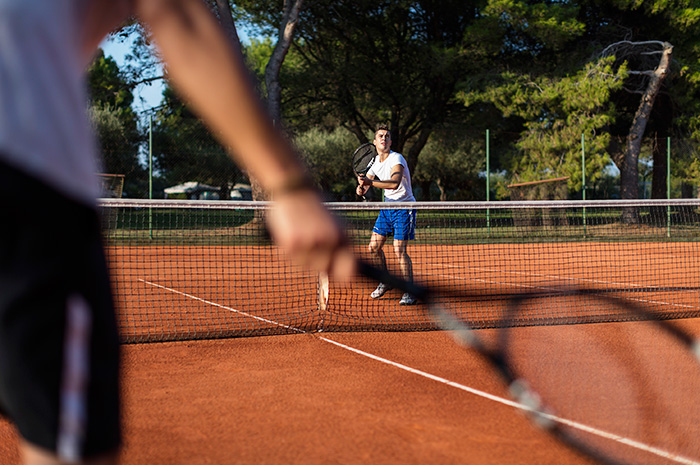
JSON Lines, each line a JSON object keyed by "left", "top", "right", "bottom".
{"left": 495, "top": 289, "right": 700, "bottom": 465}
{"left": 352, "top": 143, "right": 377, "bottom": 177}
{"left": 354, "top": 262, "right": 700, "bottom": 465}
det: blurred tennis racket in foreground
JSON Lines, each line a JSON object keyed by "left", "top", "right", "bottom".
{"left": 358, "top": 261, "right": 700, "bottom": 465}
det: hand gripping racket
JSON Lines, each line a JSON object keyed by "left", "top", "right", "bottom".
{"left": 352, "top": 143, "right": 377, "bottom": 200}
{"left": 358, "top": 260, "right": 700, "bottom": 465}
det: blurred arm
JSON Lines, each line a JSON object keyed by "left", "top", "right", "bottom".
{"left": 133, "top": 0, "right": 307, "bottom": 192}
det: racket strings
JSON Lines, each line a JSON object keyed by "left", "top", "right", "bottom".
{"left": 352, "top": 143, "right": 377, "bottom": 176}
{"left": 499, "top": 293, "right": 700, "bottom": 465}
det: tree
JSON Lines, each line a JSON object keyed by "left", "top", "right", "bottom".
{"left": 459, "top": 59, "right": 627, "bottom": 199}
{"left": 87, "top": 50, "right": 145, "bottom": 197}
{"left": 574, "top": 1, "right": 700, "bottom": 205}
{"left": 458, "top": 0, "right": 700, "bottom": 205}
{"left": 599, "top": 41, "right": 674, "bottom": 220}
{"left": 284, "top": 0, "right": 481, "bottom": 176}
{"left": 413, "top": 131, "right": 485, "bottom": 201}
{"left": 264, "top": 0, "right": 304, "bottom": 127}
{"left": 150, "top": 88, "right": 244, "bottom": 198}
{"left": 293, "top": 127, "right": 358, "bottom": 200}
{"left": 214, "top": 0, "right": 305, "bottom": 201}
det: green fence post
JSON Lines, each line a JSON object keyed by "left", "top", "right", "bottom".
{"left": 582, "top": 133, "right": 587, "bottom": 238}
{"left": 149, "top": 113, "right": 153, "bottom": 240}
{"left": 667, "top": 136, "right": 671, "bottom": 238}
{"left": 486, "top": 129, "right": 490, "bottom": 235}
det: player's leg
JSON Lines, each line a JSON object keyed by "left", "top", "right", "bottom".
{"left": 368, "top": 231, "right": 388, "bottom": 269}
{"left": 391, "top": 209, "right": 417, "bottom": 305}
{"left": 368, "top": 232, "right": 391, "bottom": 298}
{"left": 393, "top": 239, "right": 416, "bottom": 305}
{"left": 393, "top": 239, "right": 414, "bottom": 282}
{"left": 0, "top": 162, "right": 120, "bottom": 465}
{"left": 369, "top": 210, "right": 392, "bottom": 298}
{"left": 21, "top": 440, "right": 116, "bottom": 465}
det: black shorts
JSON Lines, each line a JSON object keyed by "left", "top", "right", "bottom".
{"left": 0, "top": 161, "right": 121, "bottom": 460}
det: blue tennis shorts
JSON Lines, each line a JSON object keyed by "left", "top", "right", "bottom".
{"left": 373, "top": 208, "right": 417, "bottom": 240}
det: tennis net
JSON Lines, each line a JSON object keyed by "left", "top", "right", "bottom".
{"left": 100, "top": 199, "right": 700, "bottom": 343}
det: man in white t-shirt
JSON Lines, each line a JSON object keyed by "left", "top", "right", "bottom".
{"left": 0, "top": 2, "right": 354, "bottom": 465}
{"left": 356, "top": 124, "right": 417, "bottom": 305}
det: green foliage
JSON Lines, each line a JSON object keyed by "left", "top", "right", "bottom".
{"left": 89, "top": 106, "right": 140, "bottom": 173}
{"left": 87, "top": 50, "right": 134, "bottom": 109}
{"left": 279, "top": 0, "right": 480, "bottom": 154}
{"left": 460, "top": 57, "right": 627, "bottom": 193}
{"left": 414, "top": 130, "right": 486, "bottom": 201}
{"left": 243, "top": 38, "right": 275, "bottom": 94}
{"left": 100, "top": 1, "right": 700, "bottom": 199}
{"left": 150, "top": 88, "right": 245, "bottom": 197}
{"left": 87, "top": 49, "right": 146, "bottom": 196}
{"left": 293, "top": 127, "right": 358, "bottom": 200}
{"left": 484, "top": 0, "right": 585, "bottom": 51}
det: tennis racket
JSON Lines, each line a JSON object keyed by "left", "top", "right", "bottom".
{"left": 357, "top": 260, "right": 700, "bottom": 465}
{"left": 352, "top": 143, "right": 377, "bottom": 200}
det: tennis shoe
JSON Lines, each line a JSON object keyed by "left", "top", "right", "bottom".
{"left": 399, "top": 293, "right": 417, "bottom": 305}
{"left": 371, "top": 283, "right": 392, "bottom": 299}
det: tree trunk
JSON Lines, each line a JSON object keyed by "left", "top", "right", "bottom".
{"left": 215, "top": 0, "right": 303, "bottom": 206}
{"left": 213, "top": 0, "right": 241, "bottom": 47}
{"left": 620, "top": 42, "right": 673, "bottom": 223}
{"left": 651, "top": 132, "right": 667, "bottom": 200}
{"left": 265, "top": 0, "right": 304, "bottom": 128}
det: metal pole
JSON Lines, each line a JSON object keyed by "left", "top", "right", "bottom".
{"left": 667, "top": 136, "right": 671, "bottom": 237}
{"left": 149, "top": 113, "right": 153, "bottom": 240}
{"left": 582, "top": 133, "right": 587, "bottom": 237}
{"left": 486, "top": 129, "right": 490, "bottom": 235}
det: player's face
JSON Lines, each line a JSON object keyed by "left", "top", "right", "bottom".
{"left": 374, "top": 130, "right": 391, "bottom": 152}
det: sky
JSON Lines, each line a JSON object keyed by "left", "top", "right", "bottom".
{"left": 99, "top": 27, "right": 257, "bottom": 114}
{"left": 100, "top": 34, "right": 165, "bottom": 113}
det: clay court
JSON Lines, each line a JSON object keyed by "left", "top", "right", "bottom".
{"left": 3, "top": 234, "right": 700, "bottom": 464}
{"left": 3, "top": 322, "right": 700, "bottom": 464}
{"left": 5, "top": 184, "right": 700, "bottom": 465}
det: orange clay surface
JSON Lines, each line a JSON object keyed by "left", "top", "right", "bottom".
{"left": 1, "top": 239, "right": 700, "bottom": 464}
{"left": 2, "top": 321, "right": 700, "bottom": 465}
{"left": 0, "top": 331, "right": 599, "bottom": 465}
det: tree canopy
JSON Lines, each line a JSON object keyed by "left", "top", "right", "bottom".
{"left": 95, "top": 0, "right": 700, "bottom": 202}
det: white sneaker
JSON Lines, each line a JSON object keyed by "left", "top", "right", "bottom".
{"left": 371, "top": 283, "right": 392, "bottom": 299}
{"left": 399, "top": 293, "right": 417, "bottom": 305}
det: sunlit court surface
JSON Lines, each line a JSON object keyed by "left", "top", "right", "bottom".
{"left": 2, "top": 199, "right": 700, "bottom": 464}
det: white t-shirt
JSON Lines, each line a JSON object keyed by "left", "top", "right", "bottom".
{"left": 0, "top": 0, "right": 102, "bottom": 205}
{"left": 367, "top": 151, "right": 415, "bottom": 202}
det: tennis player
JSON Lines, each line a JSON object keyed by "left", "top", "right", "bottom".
{"left": 356, "top": 124, "right": 417, "bottom": 305}
{"left": 0, "top": 1, "right": 353, "bottom": 465}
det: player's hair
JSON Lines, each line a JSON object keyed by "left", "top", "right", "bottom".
{"left": 375, "top": 123, "right": 391, "bottom": 136}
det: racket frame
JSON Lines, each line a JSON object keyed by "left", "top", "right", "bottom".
{"left": 357, "top": 260, "right": 700, "bottom": 465}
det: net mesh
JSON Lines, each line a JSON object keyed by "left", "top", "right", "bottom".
{"left": 2, "top": 199, "right": 699, "bottom": 463}
{"left": 99, "top": 199, "right": 700, "bottom": 343}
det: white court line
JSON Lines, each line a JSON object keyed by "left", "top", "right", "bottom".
{"left": 139, "top": 278, "right": 700, "bottom": 465}
{"left": 138, "top": 279, "right": 305, "bottom": 334}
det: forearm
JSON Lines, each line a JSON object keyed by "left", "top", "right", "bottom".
{"left": 134, "top": 0, "right": 307, "bottom": 192}
{"left": 364, "top": 178, "right": 400, "bottom": 190}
